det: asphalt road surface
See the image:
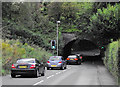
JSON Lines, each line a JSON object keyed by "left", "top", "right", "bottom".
{"left": 2, "top": 60, "right": 117, "bottom": 85}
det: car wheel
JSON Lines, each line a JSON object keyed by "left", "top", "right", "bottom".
{"left": 77, "top": 61, "right": 81, "bottom": 65}
{"left": 47, "top": 67, "right": 49, "bottom": 70}
{"left": 60, "top": 66, "right": 64, "bottom": 70}
{"left": 41, "top": 70, "right": 45, "bottom": 76}
{"left": 11, "top": 73, "right": 16, "bottom": 78}
{"left": 34, "top": 70, "right": 40, "bottom": 78}
{"left": 64, "top": 66, "right": 67, "bottom": 69}
{"left": 78, "top": 63, "right": 81, "bottom": 65}
{"left": 67, "top": 63, "right": 69, "bottom": 65}
{"left": 41, "top": 72, "right": 45, "bottom": 76}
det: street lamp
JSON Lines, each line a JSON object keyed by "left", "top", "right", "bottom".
{"left": 57, "top": 21, "right": 60, "bottom": 56}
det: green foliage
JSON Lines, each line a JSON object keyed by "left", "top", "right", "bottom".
{"left": 104, "top": 40, "right": 119, "bottom": 81}
{"left": 65, "top": 28, "right": 82, "bottom": 32}
{"left": 1, "top": 39, "right": 52, "bottom": 75}
{"left": 118, "top": 39, "right": 120, "bottom": 85}
{"left": 2, "top": 2, "right": 56, "bottom": 49}
{"left": 90, "top": 4, "right": 119, "bottom": 40}
{"left": 2, "top": 2, "right": 119, "bottom": 49}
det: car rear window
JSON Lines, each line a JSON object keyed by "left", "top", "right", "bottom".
{"left": 68, "top": 56, "right": 76, "bottom": 58}
{"left": 16, "top": 59, "right": 35, "bottom": 63}
{"left": 49, "top": 56, "right": 61, "bottom": 61}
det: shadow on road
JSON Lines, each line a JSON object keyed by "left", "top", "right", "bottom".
{"left": 82, "top": 56, "right": 104, "bottom": 65}
{"left": 12, "top": 75, "right": 37, "bottom": 78}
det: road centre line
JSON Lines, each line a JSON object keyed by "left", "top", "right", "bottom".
{"left": 56, "top": 72, "right": 61, "bottom": 75}
{"left": 33, "top": 80, "right": 44, "bottom": 85}
{"left": 47, "top": 75, "right": 54, "bottom": 79}
{"left": 34, "top": 68, "right": 69, "bottom": 85}
{"left": 62, "top": 70, "right": 66, "bottom": 72}
{"left": 56, "top": 72, "right": 59, "bottom": 75}
{"left": 68, "top": 68, "right": 71, "bottom": 69}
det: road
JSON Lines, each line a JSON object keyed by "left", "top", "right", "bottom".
{"left": 2, "top": 60, "right": 117, "bottom": 86}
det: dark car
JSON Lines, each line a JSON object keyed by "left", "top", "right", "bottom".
{"left": 11, "top": 58, "right": 45, "bottom": 78}
{"left": 46, "top": 56, "right": 67, "bottom": 70}
{"left": 66, "top": 54, "right": 82, "bottom": 65}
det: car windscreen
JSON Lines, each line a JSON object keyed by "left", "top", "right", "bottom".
{"left": 16, "top": 59, "right": 35, "bottom": 63}
{"left": 49, "top": 57, "right": 61, "bottom": 61}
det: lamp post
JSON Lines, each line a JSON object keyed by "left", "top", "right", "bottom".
{"left": 57, "top": 21, "right": 60, "bottom": 56}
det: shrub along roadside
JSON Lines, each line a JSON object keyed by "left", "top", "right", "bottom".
{"left": 104, "top": 40, "right": 119, "bottom": 84}
{"left": 118, "top": 39, "right": 120, "bottom": 85}
{"left": 1, "top": 39, "right": 53, "bottom": 75}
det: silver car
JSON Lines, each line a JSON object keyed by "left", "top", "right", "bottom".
{"left": 46, "top": 56, "right": 67, "bottom": 70}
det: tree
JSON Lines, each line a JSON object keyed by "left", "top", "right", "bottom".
{"left": 89, "top": 3, "right": 119, "bottom": 45}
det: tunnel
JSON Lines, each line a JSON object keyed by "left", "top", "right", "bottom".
{"left": 62, "top": 39, "right": 101, "bottom": 59}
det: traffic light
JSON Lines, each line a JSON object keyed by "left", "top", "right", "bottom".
{"left": 101, "top": 46, "right": 104, "bottom": 49}
{"left": 51, "top": 40, "right": 56, "bottom": 49}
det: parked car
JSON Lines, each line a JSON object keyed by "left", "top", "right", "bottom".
{"left": 47, "top": 56, "right": 67, "bottom": 70}
{"left": 66, "top": 54, "right": 82, "bottom": 65}
{"left": 11, "top": 58, "right": 45, "bottom": 78}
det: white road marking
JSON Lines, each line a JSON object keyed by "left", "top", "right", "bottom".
{"left": 51, "top": 75, "right": 54, "bottom": 77}
{"left": 56, "top": 72, "right": 59, "bottom": 75}
{"left": 56, "top": 72, "right": 61, "bottom": 75}
{"left": 47, "top": 76, "right": 52, "bottom": 79}
{"left": 62, "top": 70, "right": 66, "bottom": 72}
{"left": 47, "top": 75, "right": 54, "bottom": 79}
{"left": 34, "top": 69, "right": 69, "bottom": 85}
{"left": 33, "top": 80, "right": 44, "bottom": 85}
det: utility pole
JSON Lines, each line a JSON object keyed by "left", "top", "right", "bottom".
{"left": 57, "top": 21, "right": 60, "bottom": 56}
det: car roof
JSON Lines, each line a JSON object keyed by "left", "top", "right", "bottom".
{"left": 50, "top": 56, "right": 62, "bottom": 58}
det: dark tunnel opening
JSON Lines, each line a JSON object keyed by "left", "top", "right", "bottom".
{"left": 63, "top": 40, "right": 76, "bottom": 58}
{"left": 63, "top": 39, "right": 101, "bottom": 61}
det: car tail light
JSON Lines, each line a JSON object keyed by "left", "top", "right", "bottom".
{"left": 47, "top": 61, "right": 50, "bottom": 63}
{"left": 80, "top": 56, "right": 82, "bottom": 59}
{"left": 74, "top": 58, "right": 78, "bottom": 60}
{"left": 59, "top": 61, "right": 62, "bottom": 63}
{"left": 67, "top": 58, "right": 70, "bottom": 60}
{"left": 30, "top": 64, "right": 35, "bottom": 69}
{"left": 12, "top": 64, "right": 16, "bottom": 68}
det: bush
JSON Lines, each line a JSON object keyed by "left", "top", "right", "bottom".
{"left": 1, "top": 39, "right": 53, "bottom": 75}
{"left": 104, "top": 40, "right": 119, "bottom": 83}
{"left": 118, "top": 39, "right": 120, "bottom": 85}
